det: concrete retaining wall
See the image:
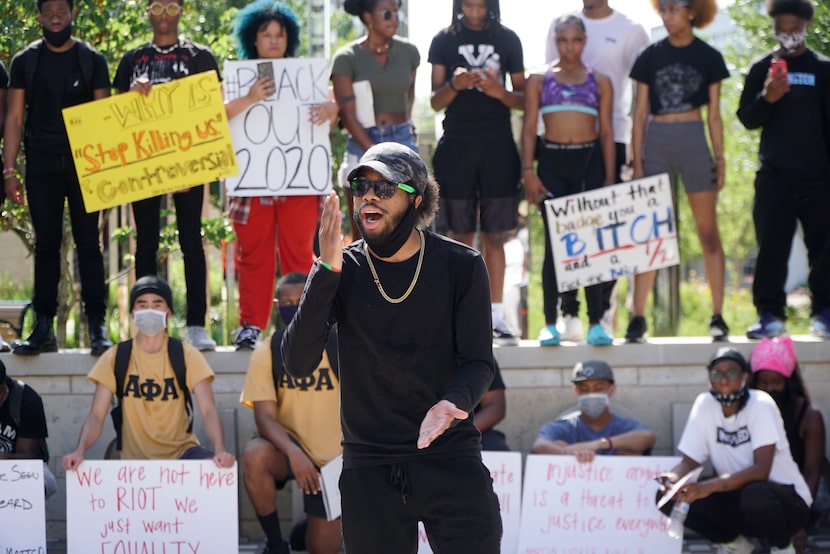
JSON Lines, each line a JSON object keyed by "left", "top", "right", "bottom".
{"left": 4, "top": 336, "right": 828, "bottom": 544}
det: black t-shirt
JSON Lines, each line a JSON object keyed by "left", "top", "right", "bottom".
{"left": 113, "top": 39, "right": 221, "bottom": 91}
{"left": 630, "top": 37, "right": 728, "bottom": 115}
{"left": 0, "top": 60, "right": 8, "bottom": 87}
{"left": 0, "top": 378, "right": 49, "bottom": 461}
{"left": 428, "top": 25, "right": 523, "bottom": 139}
{"left": 9, "top": 41, "right": 110, "bottom": 154}
{"left": 737, "top": 48, "right": 830, "bottom": 183}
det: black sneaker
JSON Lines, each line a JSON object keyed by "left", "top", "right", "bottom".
{"left": 709, "top": 314, "right": 730, "bottom": 342}
{"left": 624, "top": 316, "right": 647, "bottom": 343}
{"left": 493, "top": 328, "right": 519, "bottom": 347}
{"left": 234, "top": 324, "right": 261, "bottom": 351}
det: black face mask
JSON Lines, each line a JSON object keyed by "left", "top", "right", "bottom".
{"left": 767, "top": 389, "right": 790, "bottom": 410}
{"left": 42, "top": 23, "right": 72, "bottom": 48}
{"left": 710, "top": 386, "right": 750, "bottom": 410}
{"left": 355, "top": 199, "right": 418, "bottom": 259}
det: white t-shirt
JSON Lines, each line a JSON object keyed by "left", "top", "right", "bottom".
{"left": 546, "top": 9, "right": 650, "bottom": 144}
{"left": 678, "top": 389, "right": 812, "bottom": 505}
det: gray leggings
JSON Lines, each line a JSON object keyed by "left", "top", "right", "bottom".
{"left": 643, "top": 120, "right": 717, "bottom": 193}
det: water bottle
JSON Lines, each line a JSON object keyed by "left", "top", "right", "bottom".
{"left": 667, "top": 501, "right": 689, "bottom": 539}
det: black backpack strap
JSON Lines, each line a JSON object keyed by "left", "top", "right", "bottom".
{"left": 23, "top": 40, "right": 43, "bottom": 104}
{"left": 6, "top": 378, "right": 49, "bottom": 462}
{"left": 74, "top": 39, "right": 96, "bottom": 94}
{"left": 167, "top": 338, "right": 193, "bottom": 433}
{"left": 112, "top": 339, "right": 133, "bottom": 450}
{"left": 7, "top": 378, "right": 24, "bottom": 429}
{"left": 270, "top": 330, "right": 286, "bottom": 387}
{"left": 270, "top": 329, "right": 339, "bottom": 387}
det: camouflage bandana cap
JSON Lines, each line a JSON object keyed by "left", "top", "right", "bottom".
{"left": 347, "top": 142, "right": 428, "bottom": 194}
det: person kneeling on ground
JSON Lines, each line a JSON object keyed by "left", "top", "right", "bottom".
{"left": 656, "top": 348, "right": 810, "bottom": 554}
{"left": 240, "top": 272, "right": 343, "bottom": 554}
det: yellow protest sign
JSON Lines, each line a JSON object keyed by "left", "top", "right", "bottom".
{"left": 62, "top": 72, "right": 238, "bottom": 212}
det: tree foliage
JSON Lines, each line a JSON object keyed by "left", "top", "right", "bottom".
{"left": 0, "top": 0, "right": 354, "bottom": 344}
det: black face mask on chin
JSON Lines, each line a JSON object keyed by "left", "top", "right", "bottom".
{"left": 356, "top": 199, "right": 418, "bottom": 259}
{"left": 42, "top": 24, "right": 72, "bottom": 48}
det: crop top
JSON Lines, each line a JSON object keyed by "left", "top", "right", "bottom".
{"left": 540, "top": 65, "right": 599, "bottom": 117}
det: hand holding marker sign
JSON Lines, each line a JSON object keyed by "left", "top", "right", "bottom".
{"left": 63, "top": 72, "right": 238, "bottom": 212}
{"left": 224, "top": 58, "right": 332, "bottom": 197}
{"left": 544, "top": 174, "right": 679, "bottom": 292}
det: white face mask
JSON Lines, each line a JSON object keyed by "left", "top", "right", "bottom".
{"left": 133, "top": 309, "right": 167, "bottom": 336}
{"left": 578, "top": 392, "right": 610, "bottom": 420}
{"left": 776, "top": 29, "right": 806, "bottom": 54}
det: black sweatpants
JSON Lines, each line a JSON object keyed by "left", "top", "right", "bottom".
{"left": 752, "top": 172, "right": 830, "bottom": 318}
{"left": 660, "top": 481, "right": 809, "bottom": 548}
{"left": 340, "top": 456, "right": 502, "bottom": 553}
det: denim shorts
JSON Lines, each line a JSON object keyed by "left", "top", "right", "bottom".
{"left": 345, "top": 121, "right": 417, "bottom": 157}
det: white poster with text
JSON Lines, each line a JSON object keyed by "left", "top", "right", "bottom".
{"left": 545, "top": 174, "right": 679, "bottom": 292}
{"left": 517, "top": 455, "right": 681, "bottom": 554}
{"left": 0, "top": 459, "right": 46, "bottom": 553}
{"left": 66, "top": 460, "right": 237, "bottom": 553}
{"left": 223, "top": 58, "right": 332, "bottom": 197}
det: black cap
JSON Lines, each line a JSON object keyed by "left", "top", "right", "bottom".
{"left": 130, "top": 275, "right": 174, "bottom": 313}
{"left": 708, "top": 347, "right": 750, "bottom": 373}
{"left": 572, "top": 360, "right": 615, "bottom": 383}
{"left": 346, "top": 142, "right": 428, "bottom": 194}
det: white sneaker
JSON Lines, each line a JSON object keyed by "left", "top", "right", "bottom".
{"left": 186, "top": 326, "right": 216, "bottom": 351}
{"left": 558, "top": 315, "right": 583, "bottom": 342}
{"left": 715, "top": 535, "right": 755, "bottom": 554}
{"left": 770, "top": 544, "right": 795, "bottom": 554}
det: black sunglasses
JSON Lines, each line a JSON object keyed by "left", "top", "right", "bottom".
{"left": 350, "top": 179, "right": 415, "bottom": 199}
{"left": 380, "top": 9, "right": 398, "bottom": 20}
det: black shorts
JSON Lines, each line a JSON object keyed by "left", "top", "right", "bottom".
{"left": 340, "top": 456, "right": 502, "bottom": 553}
{"left": 433, "top": 135, "right": 521, "bottom": 234}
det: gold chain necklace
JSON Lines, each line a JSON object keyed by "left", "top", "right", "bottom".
{"left": 364, "top": 229, "right": 425, "bottom": 304}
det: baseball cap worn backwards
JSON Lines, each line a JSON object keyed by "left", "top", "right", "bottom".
{"left": 130, "top": 275, "right": 174, "bottom": 312}
{"left": 347, "top": 142, "right": 428, "bottom": 194}
{"left": 572, "top": 360, "right": 615, "bottom": 383}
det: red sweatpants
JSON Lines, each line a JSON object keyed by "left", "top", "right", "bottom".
{"left": 234, "top": 195, "right": 319, "bottom": 328}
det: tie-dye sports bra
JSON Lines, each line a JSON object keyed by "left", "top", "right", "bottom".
{"left": 539, "top": 65, "right": 599, "bottom": 117}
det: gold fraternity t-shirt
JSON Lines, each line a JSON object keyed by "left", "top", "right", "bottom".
{"left": 89, "top": 338, "right": 214, "bottom": 460}
{"left": 240, "top": 336, "right": 342, "bottom": 468}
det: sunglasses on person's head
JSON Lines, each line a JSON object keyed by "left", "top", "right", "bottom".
{"left": 148, "top": 2, "right": 182, "bottom": 16}
{"left": 350, "top": 179, "right": 415, "bottom": 199}
{"left": 709, "top": 367, "right": 742, "bottom": 381}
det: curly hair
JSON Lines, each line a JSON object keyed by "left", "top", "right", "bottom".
{"left": 448, "top": 0, "right": 504, "bottom": 35}
{"left": 232, "top": 0, "right": 301, "bottom": 60}
{"left": 766, "top": 0, "right": 815, "bottom": 21}
{"left": 650, "top": 0, "right": 718, "bottom": 29}
{"left": 344, "top": 0, "right": 402, "bottom": 25}
{"left": 417, "top": 176, "right": 440, "bottom": 229}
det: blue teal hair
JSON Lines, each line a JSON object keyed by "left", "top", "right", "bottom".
{"left": 233, "top": 0, "right": 301, "bottom": 60}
